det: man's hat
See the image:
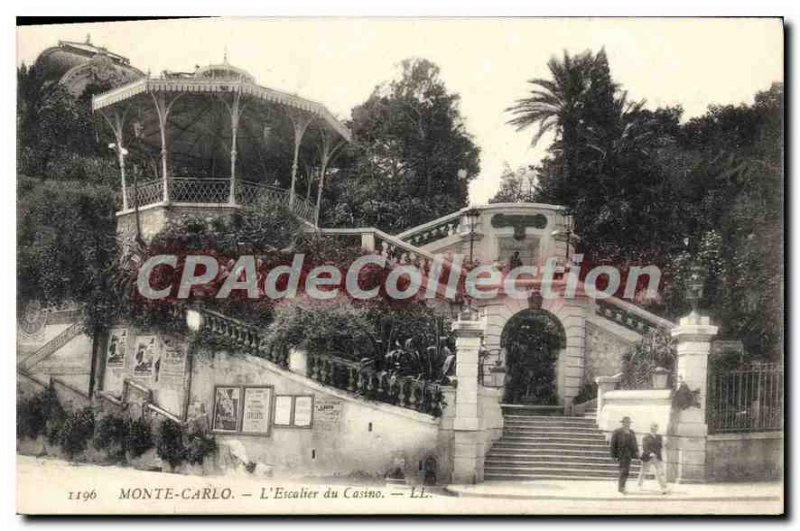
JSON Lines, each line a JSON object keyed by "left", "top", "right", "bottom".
{"left": 620, "top": 416, "right": 632, "bottom": 423}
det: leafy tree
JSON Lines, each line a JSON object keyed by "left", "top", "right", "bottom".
{"left": 322, "top": 58, "right": 480, "bottom": 232}
{"left": 17, "top": 64, "right": 117, "bottom": 186}
{"left": 17, "top": 176, "right": 119, "bottom": 333}
{"left": 488, "top": 165, "right": 537, "bottom": 203}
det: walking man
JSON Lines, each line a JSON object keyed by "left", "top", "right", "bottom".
{"left": 638, "top": 422, "right": 669, "bottom": 494}
{"left": 610, "top": 416, "right": 639, "bottom": 494}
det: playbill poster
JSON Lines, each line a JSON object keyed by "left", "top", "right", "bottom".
{"left": 15, "top": 17, "right": 784, "bottom": 516}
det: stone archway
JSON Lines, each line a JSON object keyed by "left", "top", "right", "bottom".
{"left": 500, "top": 309, "right": 566, "bottom": 405}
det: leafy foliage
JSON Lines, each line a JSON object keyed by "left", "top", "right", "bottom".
{"left": 127, "top": 418, "right": 155, "bottom": 458}
{"left": 16, "top": 384, "right": 64, "bottom": 440}
{"left": 488, "top": 165, "right": 538, "bottom": 204}
{"left": 322, "top": 58, "right": 480, "bottom": 232}
{"left": 17, "top": 176, "right": 120, "bottom": 334}
{"left": 509, "top": 48, "right": 782, "bottom": 361}
{"left": 619, "top": 328, "right": 676, "bottom": 390}
{"left": 58, "top": 407, "right": 96, "bottom": 458}
{"left": 156, "top": 419, "right": 187, "bottom": 468}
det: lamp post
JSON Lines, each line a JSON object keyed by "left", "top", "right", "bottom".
{"left": 464, "top": 207, "right": 481, "bottom": 268}
{"left": 685, "top": 262, "right": 705, "bottom": 315}
{"left": 109, "top": 143, "right": 129, "bottom": 210}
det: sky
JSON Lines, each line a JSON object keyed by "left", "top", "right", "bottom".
{"left": 17, "top": 17, "right": 783, "bottom": 204}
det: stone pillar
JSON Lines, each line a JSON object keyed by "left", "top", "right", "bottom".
{"left": 451, "top": 318, "right": 485, "bottom": 484}
{"left": 670, "top": 312, "right": 718, "bottom": 483}
{"left": 595, "top": 372, "right": 621, "bottom": 425}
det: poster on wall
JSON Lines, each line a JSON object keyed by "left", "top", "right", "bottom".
{"left": 314, "top": 397, "right": 342, "bottom": 431}
{"left": 293, "top": 396, "right": 313, "bottom": 427}
{"left": 273, "top": 395, "right": 293, "bottom": 426}
{"left": 106, "top": 328, "right": 128, "bottom": 367}
{"left": 159, "top": 336, "right": 186, "bottom": 388}
{"left": 241, "top": 387, "right": 273, "bottom": 434}
{"left": 212, "top": 386, "right": 241, "bottom": 432}
{"left": 133, "top": 335, "right": 158, "bottom": 379}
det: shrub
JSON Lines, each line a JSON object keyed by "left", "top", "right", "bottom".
{"left": 185, "top": 428, "right": 217, "bottom": 465}
{"left": 573, "top": 381, "right": 598, "bottom": 404}
{"left": 58, "top": 408, "right": 95, "bottom": 458}
{"left": 127, "top": 418, "right": 154, "bottom": 458}
{"left": 620, "top": 328, "right": 676, "bottom": 389}
{"left": 156, "top": 419, "right": 187, "bottom": 468}
{"left": 17, "top": 384, "right": 63, "bottom": 440}
{"left": 93, "top": 414, "right": 130, "bottom": 461}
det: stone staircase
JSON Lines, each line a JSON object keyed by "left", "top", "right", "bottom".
{"left": 485, "top": 413, "right": 640, "bottom": 481}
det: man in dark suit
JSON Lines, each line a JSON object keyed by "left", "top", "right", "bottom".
{"left": 610, "top": 416, "right": 639, "bottom": 494}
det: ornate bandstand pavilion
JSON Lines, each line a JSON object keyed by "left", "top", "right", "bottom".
{"left": 92, "top": 59, "right": 351, "bottom": 236}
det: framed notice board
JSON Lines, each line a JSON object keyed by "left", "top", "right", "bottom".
{"left": 273, "top": 394, "right": 314, "bottom": 428}
{"left": 212, "top": 385, "right": 274, "bottom": 436}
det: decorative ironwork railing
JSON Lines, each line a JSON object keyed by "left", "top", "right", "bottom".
{"left": 125, "top": 179, "right": 164, "bottom": 208}
{"left": 170, "top": 177, "right": 230, "bottom": 203}
{"left": 192, "top": 307, "right": 445, "bottom": 417}
{"left": 307, "top": 352, "right": 446, "bottom": 417}
{"left": 707, "top": 362, "right": 783, "bottom": 434}
{"left": 120, "top": 177, "right": 318, "bottom": 224}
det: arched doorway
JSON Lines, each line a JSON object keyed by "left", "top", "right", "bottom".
{"left": 501, "top": 309, "right": 566, "bottom": 405}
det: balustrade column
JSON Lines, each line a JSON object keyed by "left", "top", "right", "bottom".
{"left": 669, "top": 312, "right": 718, "bottom": 483}
{"left": 451, "top": 316, "right": 485, "bottom": 484}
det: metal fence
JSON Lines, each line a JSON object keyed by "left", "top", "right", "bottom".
{"left": 119, "top": 177, "right": 318, "bottom": 224}
{"left": 707, "top": 362, "right": 783, "bottom": 434}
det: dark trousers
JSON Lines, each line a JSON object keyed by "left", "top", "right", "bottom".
{"left": 618, "top": 456, "right": 632, "bottom": 492}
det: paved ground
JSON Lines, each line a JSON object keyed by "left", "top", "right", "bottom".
{"left": 447, "top": 479, "right": 784, "bottom": 503}
{"left": 17, "top": 455, "right": 784, "bottom": 516}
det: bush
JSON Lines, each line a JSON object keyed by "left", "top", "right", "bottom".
{"left": 620, "top": 328, "right": 676, "bottom": 389}
{"left": 127, "top": 418, "right": 154, "bottom": 458}
{"left": 156, "top": 420, "right": 187, "bottom": 468}
{"left": 93, "top": 414, "right": 130, "bottom": 461}
{"left": 58, "top": 408, "right": 95, "bottom": 458}
{"left": 17, "top": 384, "right": 63, "bottom": 440}
{"left": 185, "top": 429, "right": 217, "bottom": 465}
{"left": 573, "top": 381, "right": 598, "bottom": 404}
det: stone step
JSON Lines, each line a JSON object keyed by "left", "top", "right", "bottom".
{"left": 491, "top": 441, "right": 609, "bottom": 451}
{"left": 488, "top": 447, "right": 611, "bottom": 458}
{"left": 504, "top": 415, "right": 596, "bottom": 424}
{"left": 485, "top": 452, "right": 618, "bottom": 464}
{"left": 484, "top": 473, "right": 613, "bottom": 482}
{"left": 503, "top": 425, "right": 603, "bottom": 434}
{"left": 502, "top": 434, "right": 607, "bottom": 444}
{"left": 485, "top": 458, "right": 636, "bottom": 472}
{"left": 483, "top": 465, "right": 635, "bottom": 478}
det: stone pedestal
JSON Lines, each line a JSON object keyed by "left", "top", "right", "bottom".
{"left": 670, "top": 312, "right": 718, "bottom": 483}
{"left": 595, "top": 373, "right": 621, "bottom": 425}
{"left": 451, "top": 318, "right": 485, "bottom": 484}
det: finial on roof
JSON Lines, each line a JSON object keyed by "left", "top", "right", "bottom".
{"left": 85, "top": 33, "right": 91, "bottom": 45}
{"left": 223, "top": 46, "right": 229, "bottom": 64}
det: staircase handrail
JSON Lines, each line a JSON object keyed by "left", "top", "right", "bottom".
{"left": 18, "top": 321, "right": 84, "bottom": 371}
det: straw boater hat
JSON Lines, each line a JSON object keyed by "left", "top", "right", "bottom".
{"left": 620, "top": 416, "right": 632, "bottom": 424}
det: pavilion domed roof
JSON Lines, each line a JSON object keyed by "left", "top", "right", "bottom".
{"left": 32, "top": 38, "right": 144, "bottom": 96}
{"left": 193, "top": 62, "right": 255, "bottom": 83}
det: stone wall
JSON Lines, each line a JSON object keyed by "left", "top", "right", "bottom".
{"left": 116, "top": 203, "right": 240, "bottom": 242}
{"left": 189, "top": 350, "right": 444, "bottom": 482}
{"left": 584, "top": 318, "right": 637, "bottom": 383}
{"left": 706, "top": 432, "right": 783, "bottom": 482}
